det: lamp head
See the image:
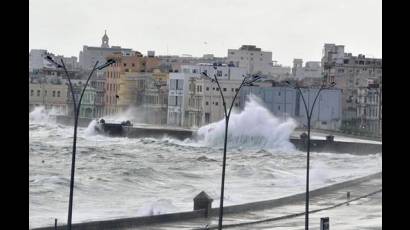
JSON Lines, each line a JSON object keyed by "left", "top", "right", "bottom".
{"left": 97, "top": 59, "right": 116, "bottom": 70}
{"left": 44, "top": 55, "right": 63, "bottom": 68}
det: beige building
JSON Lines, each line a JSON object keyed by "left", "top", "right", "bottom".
{"left": 104, "top": 52, "right": 161, "bottom": 116}
{"left": 322, "top": 43, "right": 382, "bottom": 135}
{"left": 29, "top": 82, "right": 68, "bottom": 114}
{"left": 142, "top": 70, "right": 169, "bottom": 125}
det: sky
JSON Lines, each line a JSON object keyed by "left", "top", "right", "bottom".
{"left": 29, "top": 0, "right": 381, "bottom": 66}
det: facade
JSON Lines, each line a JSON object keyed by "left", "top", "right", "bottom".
{"left": 158, "top": 54, "right": 227, "bottom": 73}
{"left": 79, "top": 31, "right": 133, "bottom": 70}
{"left": 292, "top": 59, "right": 322, "bottom": 80}
{"left": 271, "top": 61, "right": 292, "bottom": 81}
{"left": 53, "top": 55, "right": 79, "bottom": 70}
{"left": 322, "top": 43, "right": 382, "bottom": 135}
{"left": 104, "top": 52, "right": 162, "bottom": 116}
{"left": 66, "top": 81, "right": 97, "bottom": 119}
{"left": 29, "top": 49, "right": 54, "bottom": 71}
{"left": 239, "top": 86, "right": 342, "bottom": 130}
{"left": 347, "top": 83, "right": 382, "bottom": 136}
{"left": 29, "top": 80, "right": 68, "bottom": 114}
{"left": 227, "top": 45, "right": 273, "bottom": 75}
{"left": 142, "top": 71, "right": 169, "bottom": 125}
{"left": 90, "top": 70, "right": 106, "bottom": 118}
{"left": 167, "top": 64, "right": 247, "bottom": 128}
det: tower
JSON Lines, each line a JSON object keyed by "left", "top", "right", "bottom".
{"left": 101, "top": 30, "right": 109, "bottom": 48}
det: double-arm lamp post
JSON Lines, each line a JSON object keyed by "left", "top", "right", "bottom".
{"left": 45, "top": 56, "right": 115, "bottom": 230}
{"left": 285, "top": 80, "right": 335, "bottom": 230}
{"left": 201, "top": 67, "right": 262, "bottom": 230}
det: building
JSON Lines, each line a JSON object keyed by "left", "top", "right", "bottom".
{"left": 348, "top": 83, "right": 382, "bottom": 136}
{"left": 29, "top": 49, "right": 54, "bottom": 72}
{"left": 271, "top": 61, "right": 292, "bottom": 81}
{"left": 90, "top": 70, "right": 106, "bottom": 118}
{"left": 167, "top": 64, "right": 247, "bottom": 128}
{"left": 227, "top": 45, "right": 274, "bottom": 75}
{"left": 66, "top": 80, "right": 97, "bottom": 119}
{"left": 79, "top": 31, "right": 133, "bottom": 70}
{"left": 322, "top": 43, "right": 382, "bottom": 135}
{"left": 142, "top": 70, "right": 169, "bottom": 125}
{"left": 239, "top": 85, "right": 342, "bottom": 130}
{"left": 53, "top": 55, "right": 79, "bottom": 70}
{"left": 29, "top": 79, "right": 68, "bottom": 114}
{"left": 104, "top": 51, "right": 161, "bottom": 116}
{"left": 292, "top": 59, "right": 322, "bottom": 80}
{"left": 158, "top": 54, "right": 226, "bottom": 73}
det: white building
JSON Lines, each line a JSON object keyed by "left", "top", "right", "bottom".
{"left": 292, "top": 59, "right": 322, "bottom": 80}
{"left": 29, "top": 49, "right": 54, "bottom": 71}
{"left": 167, "top": 64, "right": 248, "bottom": 128}
{"left": 227, "top": 45, "right": 273, "bottom": 75}
{"left": 79, "top": 31, "right": 133, "bottom": 70}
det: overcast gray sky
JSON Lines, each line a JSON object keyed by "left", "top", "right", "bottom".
{"left": 29, "top": 0, "right": 381, "bottom": 66}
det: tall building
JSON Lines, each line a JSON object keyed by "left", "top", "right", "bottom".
{"left": 29, "top": 49, "right": 54, "bottom": 72}
{"left": 227, "top": 45, "right": 273, "bottom": 75}
{"left": 322, "top": 43, "right": 382, "bottom": 136}
{"left": 79, "top": 31, "right": 133, "bottom": 70}
{"left": 104, "top": 51, "right": 161, "bottom": 116}
{"left": 167, "top": 64, "right": 247, "bottom": 127}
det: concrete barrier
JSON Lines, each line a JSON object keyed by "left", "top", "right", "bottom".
{"left": 31, "top": 172, "right": 381, "bottom": 230}
{"left": 290, "top": 138, "right": 381, "bottom": 155}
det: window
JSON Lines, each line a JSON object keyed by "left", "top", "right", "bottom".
{"left": 223, "top": 88, "right": 227, "bottom": 92}
{"left": 57, "top": 91, "right": 60, "bottom": 97}
{"left": 37, "top": 90, "right": 40, "bottom": 96}
{"left": 231, "top": 88, "right": 234, "bottom": 92}
{"left": 215, "top": 102, "right": 218, "bottom": 105}
{"left": 123, "top": 63, "right": 127, "bottom": 67}
{"left": 44, "top": 90, "right": 47, "bottom": 96}
{"left": 278, "top": 92, "right": 281, "bottom": 96}
{"left": 235, "top": 103, "right": 239, "bottom": 107}
{"left": 217, "top": 70, "right": 223, "bottom": 76}
{"left": 206, "top": 87, "right": 209, "bottom": 91}
{"left": 132, "top": 63, "right": 135, "bottom": 67}
{"left": 206, "top": 101, "right": 209, "bottom": 105}
{"left": 278, "top": 105, "right": 280, "bottom": 110}
{"left": 31, "top": 90, "right": 34, "bottom": 96}
{"left": 216, "top": 88, "right": 219, "bottom": 91}
{"left": 250, "top": 58, "right": 253, "bottom": 61}
{"left": 52, "top": 91, "right": 56, "bottom": 97}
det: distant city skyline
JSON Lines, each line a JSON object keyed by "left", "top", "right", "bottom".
{"left": 29, "top": 0, "right": 382, "bottom": 66}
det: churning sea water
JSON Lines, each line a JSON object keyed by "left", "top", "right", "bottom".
{"left": 29, "top": 99, "right": 381, "bottom": 228}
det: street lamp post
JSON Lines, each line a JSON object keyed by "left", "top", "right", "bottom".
{"left": 202, "top": 68, "right": 262, "bottom": 230}
{"left": 286, "top": 81, "right": 335, "bottom": 230}
{"left": 45, "top": 56, "right": 115, "bottom": 230}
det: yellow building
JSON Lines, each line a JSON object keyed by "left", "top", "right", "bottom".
{"left": 29, "top": 83, "right": 68, "bottom": 114}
